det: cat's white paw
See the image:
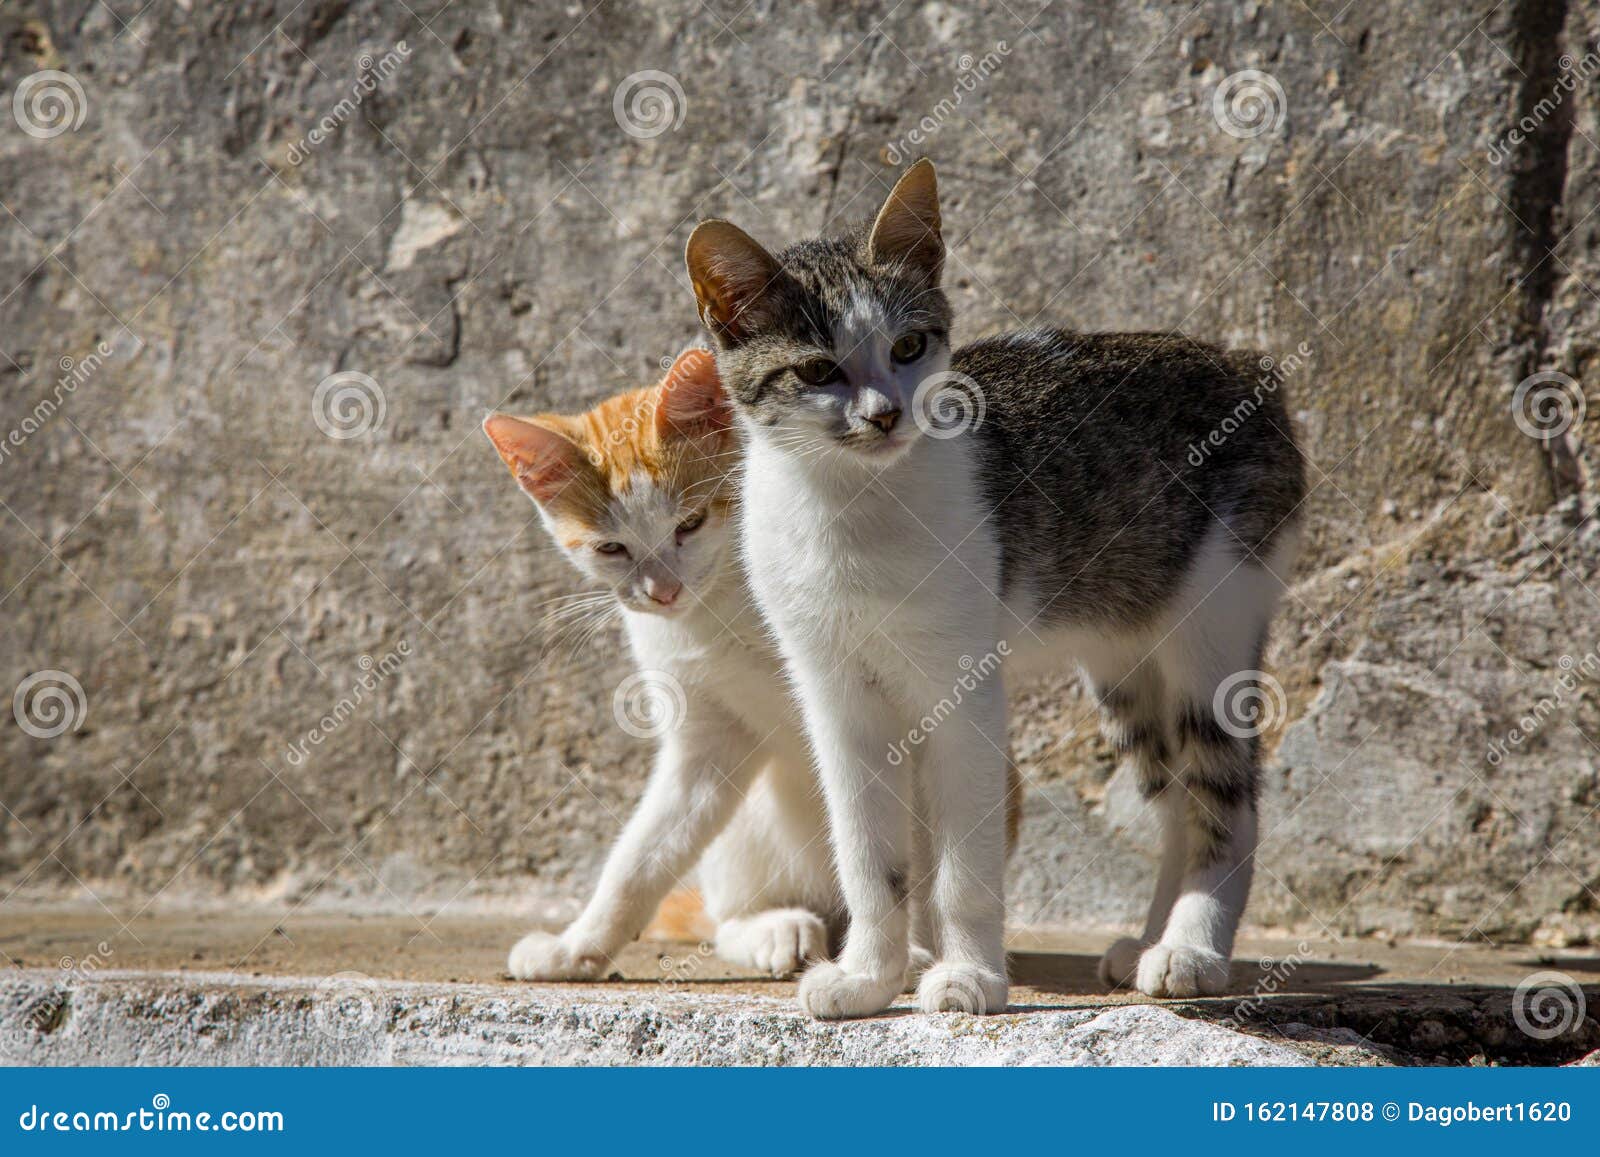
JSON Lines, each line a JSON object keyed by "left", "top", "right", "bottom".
{"left": 902, "top": 945, "right": 936, "bottom": 992}
{"left": 506, "top": 930, "right": 609, "bottom": 981}
{"left": 715, "top": 909, "right": 828, "bottom": 978}
{"left": 797, "top": 961, "right": 901, "bottom": 1019}
{"left": 1134, "top": 943, "right": 1230, "bottom": 997}
{"left": 1097, "top": 936, "right": 1146, "bottom": 988}
{"left": 916, "top": 962, "right": 1008, "bottom": 1015}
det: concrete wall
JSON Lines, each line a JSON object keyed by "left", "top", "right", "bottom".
{"left": 2, "top": 0, "right": 1597, "bottom": 943}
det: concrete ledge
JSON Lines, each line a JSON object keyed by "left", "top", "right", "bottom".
{"left": 4, "top": 911, "right": 1599, "bottom": 1067}
{"left": 2, "top": 970, "right": 1377, "bottom": 1067}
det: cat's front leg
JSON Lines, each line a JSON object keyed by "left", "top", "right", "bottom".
{"left": 507, "top": 706, "right": 757, "bottom": 981}
{"left": 791, "top": 672, "right": 913, "bottom": 1019}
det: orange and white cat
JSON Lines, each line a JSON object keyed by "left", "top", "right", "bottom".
{"left": 483, "top": 349, "right": 841, "bottom": 979}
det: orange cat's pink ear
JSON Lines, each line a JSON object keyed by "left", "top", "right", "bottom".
{"left": 655, "top": 348, "right": 732, "bottom": 439}
{"left": 483, "top": 413, "right": 584, "bottom": 504}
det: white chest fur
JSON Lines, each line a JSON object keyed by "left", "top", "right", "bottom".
{"left": 739, "top": 432, "right": 1005, "bottom": 697}
{"left": 621, "top": 562, "right": 795, "bottom": 741}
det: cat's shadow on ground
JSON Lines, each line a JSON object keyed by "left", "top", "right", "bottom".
{"left": 1007, "top": 948, "right": 1381, "bottom": 997}
{"left": 1006, "top": 950, "right": 1600, "bottom": 1063}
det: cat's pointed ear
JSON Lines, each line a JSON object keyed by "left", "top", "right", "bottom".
{"left": 655, "top": 348, "right": 731, "bottom": 439}
{"left": 685, "top": 220, "right": 781, "bottom": 344}
{"left": 483, "top": 412, "right": 585, "bottom": 504}
{"left": 867, "top": 158, "right": 943, "bottom": 281}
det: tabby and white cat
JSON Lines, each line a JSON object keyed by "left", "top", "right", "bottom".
{"left": 483, "top": 350, "right": 840, "bottom": 980}
{"left": 685, "top": 161, "right": 1304, "bottom": 1018}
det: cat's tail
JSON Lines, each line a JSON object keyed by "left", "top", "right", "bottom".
{"left": 644, "top": 888, "right": 715, "bottom": 941}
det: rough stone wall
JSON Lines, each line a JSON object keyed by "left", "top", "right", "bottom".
{"left": 1, "top": 0, "right": 1596, "bottom": 943}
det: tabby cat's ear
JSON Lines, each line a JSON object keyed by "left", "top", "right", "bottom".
{"left": 685, "top": 220, "right": 782, "bottom": 344}
{"left": 482, "top": 413, "right": 585, "bottom": 504}
{"left": 867, "top": 158, "right": 942, "bottom": 282}
{"left": 655, "top": 348, "right": 731, "bottom": 439}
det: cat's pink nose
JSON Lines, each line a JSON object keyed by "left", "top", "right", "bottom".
{"left": 646, "top": 579, "right": 682, "bottom": 606}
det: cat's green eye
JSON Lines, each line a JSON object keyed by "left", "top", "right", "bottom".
{"left": 793, "top": 358, "right": 843, "bottom": 387}
{"left": 595, "top": 541, "right": 628, "bottom": 556}
{"left": 891, "top": 332, "right": 927, "bottom": 364}
{"left": 677, "top": 511, "right": 706, "bottom": 535}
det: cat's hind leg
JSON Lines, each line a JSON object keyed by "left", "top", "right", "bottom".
{"left": 713, "top": 909, "right": 830, "bottom": 978}
{"left": 1132, "top": 528, "right": 1288, "bottom": 997}
{"left": 698, "top": 757, "right": 839, "bottom": 978}
{"left": 1079, "top": 651, "right": 1185, "bottom": 988}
